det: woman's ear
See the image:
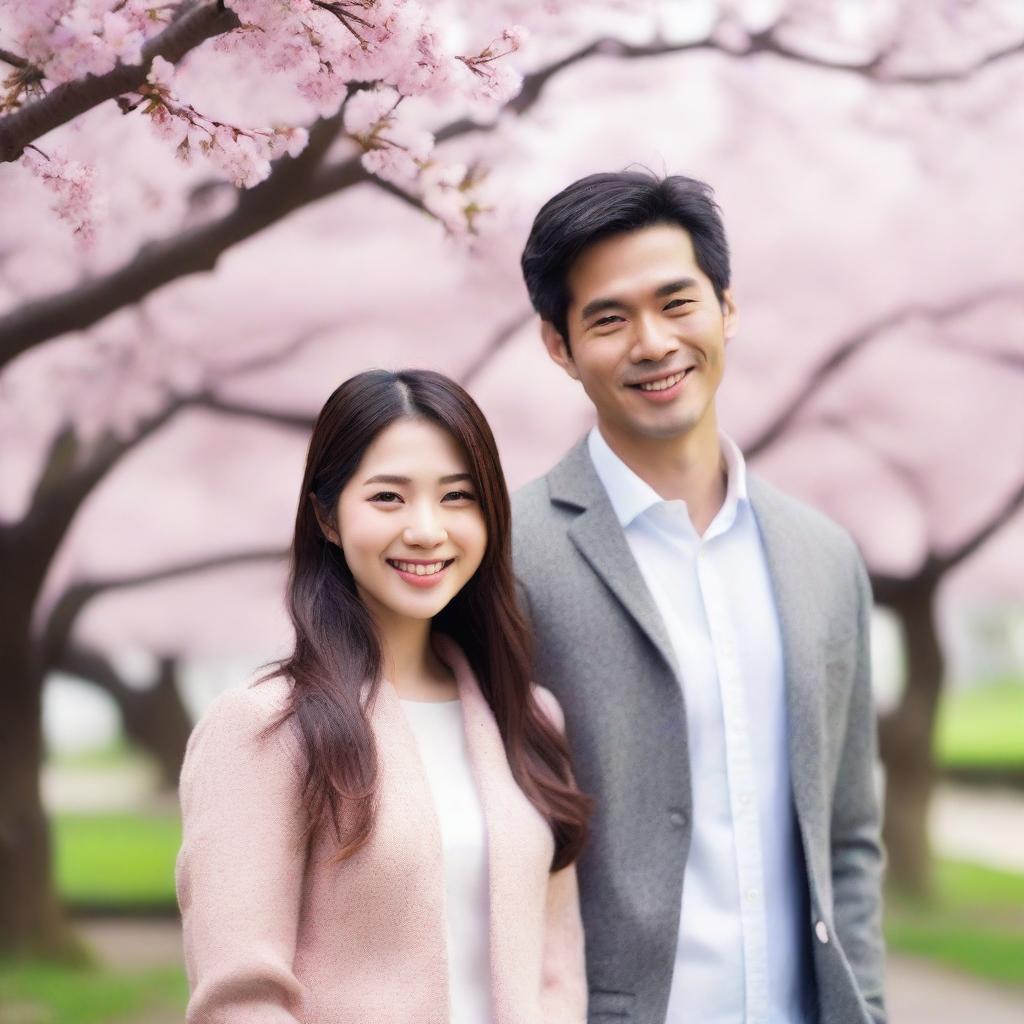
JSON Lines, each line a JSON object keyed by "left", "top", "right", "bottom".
{"left": 309, "top": 493, "right": 340, "bottom": 545}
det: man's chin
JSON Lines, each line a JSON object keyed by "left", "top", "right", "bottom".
{"left": 624, "top": 409, "right": 702, "bottom": 441}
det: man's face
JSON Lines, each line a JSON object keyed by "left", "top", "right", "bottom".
{"left": 542, "top": 224, "right": 737, "bottom": 444}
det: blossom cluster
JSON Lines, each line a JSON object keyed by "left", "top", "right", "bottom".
{"left": 4, "top": 0, "right": 534, "bottom": 239}
{"left": 21, "top": 146, "right": 106, "bottom": 246}
{"left": 2, "top": 0, "right": 159, "bottom": 101}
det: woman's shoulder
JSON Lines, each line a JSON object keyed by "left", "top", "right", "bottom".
{"left": 201, "top": 674, "right": 291, "bottom": 728}
{"left": 186, "top": 675, "right": 297, "bottom": 766}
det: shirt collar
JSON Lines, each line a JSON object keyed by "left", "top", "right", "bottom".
{"left": 587, "top": 425, "right": 749, "bottom": 531}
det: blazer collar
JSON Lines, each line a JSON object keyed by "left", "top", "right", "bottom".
{"left": 546, "top": 439, "right": 679, "bottom": 677}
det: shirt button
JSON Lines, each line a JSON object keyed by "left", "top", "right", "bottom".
{"left": 815, "top": 920, "right": 829, "bottom": 944}
{"left": 745, "top": 887, "right": 759, "bottom": 903}
{"left": 738, "top": 793, "right": 752, "bottom": 807}
{"left": 668, "top": 810, "right": 687, "bottom": 828}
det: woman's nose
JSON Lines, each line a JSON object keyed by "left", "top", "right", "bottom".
{"left": 402, "top": 504, "right": 447, "bottom": 547}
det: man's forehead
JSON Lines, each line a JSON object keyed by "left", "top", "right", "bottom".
{"left": 567, "top": 225, "right": 701, "bottom": 304}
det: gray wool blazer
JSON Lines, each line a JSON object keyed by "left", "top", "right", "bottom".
{"left": 512, "top": 438, "right": 886, "bottom": 1024}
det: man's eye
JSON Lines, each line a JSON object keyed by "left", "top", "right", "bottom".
{"left": 664, "top": 298, "right": 693, "bottom": 311}
{"left": 442, "top": 490, "right": 476, "bottom": 503}
{"left": 370, "top": 491, "right": 403, "bottom": 503}
{"left": 593, "top": 315, "right": 623, "bottom": 328}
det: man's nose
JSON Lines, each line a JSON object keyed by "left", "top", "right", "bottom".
{"left": 632, "top": 314, "right": 678, "bottom": 362}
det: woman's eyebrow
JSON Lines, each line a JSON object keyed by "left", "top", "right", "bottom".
{"left": 362, "top": 473, "right": 472, "bottom": 485}
{"left": 363, "top": 474, "right": 410, "bottom": 485}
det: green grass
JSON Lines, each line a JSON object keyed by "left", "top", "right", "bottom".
{"left": 885, "top": 859, "right": 1024, "bottom": 986}
{"left": 0, "top": 961, "right": 186, "bottom": 1024}
{"left": 54, "top": 814, "right": 181, "bottom": 909}
{"left": 935, "top": 679, "right": 1024, "bottom": 771}
{"left": 47, "top": 738, "right": 140, "bottom": 770}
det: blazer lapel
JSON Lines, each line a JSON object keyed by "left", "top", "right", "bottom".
{"left": 748, "top": 477, "right": 826, "bottom": 837}
{"left": 549, "top": 440, "right": 679, "bottom": 677}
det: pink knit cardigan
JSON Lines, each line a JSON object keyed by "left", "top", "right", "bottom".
{"left": 176, "top": 635, "right": 587, "bottom": 1023}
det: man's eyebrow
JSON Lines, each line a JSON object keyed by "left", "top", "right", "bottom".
{"left": 655, "top": 277, "right": 699, "bottom": 297}
{"left": 362, "top": 473, "right": 473, "bottom": 485}
{"left": 579, "top": 296, "right": 626, "bottom": 322}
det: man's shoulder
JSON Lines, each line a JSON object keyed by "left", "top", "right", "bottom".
{"left": 748, "top": 474, "right": 862, "bottom": 566}
{"left": 511, "top": 473, "right": 553, "bottom": 522}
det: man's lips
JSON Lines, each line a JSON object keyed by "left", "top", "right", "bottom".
{"left": 625, "top": 367, "right": 695, "bottom": 392}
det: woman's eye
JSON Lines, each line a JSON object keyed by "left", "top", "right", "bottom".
{"left": 370, "top": 491, "right": 403, "bottom": 504}
{"left": 442, "top": 490, "right": 476, "bottom": 503}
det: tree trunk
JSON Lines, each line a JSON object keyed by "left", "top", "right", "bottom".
{"left": 877, "top": 577, "right": 943, "bottom": 897}
{"left": 0, "top": 642, "right": 79, "bottom": 958}
{"left": 117, "top": 656, "right": 192, "bottom": 789}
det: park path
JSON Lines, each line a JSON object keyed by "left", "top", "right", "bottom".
{"left": 930, "top": 783, "right": 1024, "bottom": 872}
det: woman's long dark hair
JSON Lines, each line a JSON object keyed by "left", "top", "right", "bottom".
{"left": 265, "top": 368, "right": 590, "bottom": 870}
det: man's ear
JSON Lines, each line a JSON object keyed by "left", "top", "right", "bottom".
{"left": 540, "top": 320, "right": 579, "bottom": 380}
{"left": 720, "top": 288, "right": 738, "bottom": 342}
{"left": 309, "top": 493, "right": 340, "bottom": 546}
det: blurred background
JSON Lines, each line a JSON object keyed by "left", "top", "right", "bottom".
{"left": 1, "top": 1, "right": 1022, "bottom": 1021}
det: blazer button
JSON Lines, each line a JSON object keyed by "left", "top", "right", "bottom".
{"left": 668, "top": 810, "right": 687, "bottom": 828}
{"left": 815, "top": 920, "right": 829, "bottom": 944}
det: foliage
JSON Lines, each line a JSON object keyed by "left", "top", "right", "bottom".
{"left": 935, "top": 680, "right": 1024, "bottom": 770}
{"left": 885, "top": 859, "right": 1024, "bottom": 987}
{"left": 55, "top": 814, "right": 180, "bottom": 909}
{"left": 0, "top": 960, "right": 186, "bottom": 1024}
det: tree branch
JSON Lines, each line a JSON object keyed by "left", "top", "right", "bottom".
{"left": 0, "top": 1, "right": 240, "bottom": 163}
{"left": 42, "top": 546, "right": 287, "bottom": 662}
{"left": 934, "top": 479, "right": 1024, "bottom": 575}
{"left": 193, "top": 395, "right": 316, "bottom": 431}
{"left": 746, "top": 284, "right": 1024, "bottom": 457}
{"left": 788, "top": 412, "right": 1024, "bottom": 602}
{"left": 11, "top": 325, "right": 325, "bottom": 611}
{"left": 461, "top": 310, "right": 534, "bottom": 388}
{"left": 0, "top": 49, "right": 29, "bottom": 71}
{"left": 0, "top": 111, "right": 348, "bottom": 372}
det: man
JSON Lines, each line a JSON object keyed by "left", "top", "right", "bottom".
{"left": 511, "top": 171, "right": 886, "bottom": 1024}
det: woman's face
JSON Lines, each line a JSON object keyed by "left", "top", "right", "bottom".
{"left": 333, "top": 417, "right": 487, "bottom": 626}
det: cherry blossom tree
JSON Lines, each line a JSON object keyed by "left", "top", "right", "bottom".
{"left": 2, "top": 0, "right": 1024, "bottom": 953}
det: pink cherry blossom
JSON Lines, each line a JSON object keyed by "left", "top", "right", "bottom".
{"left": 20, "top": 147, "right": 106, "bottom": 247}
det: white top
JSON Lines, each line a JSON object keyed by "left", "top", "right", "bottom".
{"left": 401, "top": 697, "right": 494, "bottom": 1024}
{"left": 588, "top": 427, "right": 814, "bottom": 1024}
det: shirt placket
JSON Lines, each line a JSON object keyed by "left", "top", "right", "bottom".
{"left": 696, "top": 543, "right": 770, "bottom": 1024}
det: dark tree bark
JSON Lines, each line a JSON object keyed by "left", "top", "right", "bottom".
{"left": 58, "top": 647, "right": 194, "bottom": 789}
{"left": 876, "top": 576, "right": 943, "bottom": 897}
{"left": 0, "top": 541, "right": 79, "bottom": 956}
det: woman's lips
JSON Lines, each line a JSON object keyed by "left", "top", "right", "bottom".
{"left": 386, "top": 558, "right": 454, "bottom": 588}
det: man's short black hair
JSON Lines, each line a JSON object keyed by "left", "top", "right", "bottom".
{"left": 520, "top": 170, "right": 731, "bottom": 344}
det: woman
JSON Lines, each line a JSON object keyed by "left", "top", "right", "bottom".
{"left": 176, "top": 369, "right": 591, "bottom": 1024}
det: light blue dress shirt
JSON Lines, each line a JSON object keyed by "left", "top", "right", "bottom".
{"left": 587, "top": 427, "right": 814, "bottom": 1024}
